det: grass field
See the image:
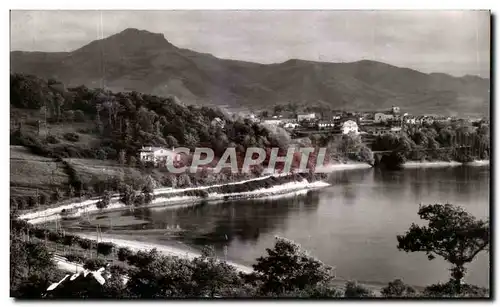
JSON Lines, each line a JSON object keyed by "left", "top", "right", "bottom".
{"left": 66, "top": 158, "right": 145, "bottom": 184}
{"left": 10, "top": 146, "right": 70, "bottom": 198}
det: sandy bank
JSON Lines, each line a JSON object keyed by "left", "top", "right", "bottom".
{"left": 73, "top": 232, "right": 254, "bottom": 274}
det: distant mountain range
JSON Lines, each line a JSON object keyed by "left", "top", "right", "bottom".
{"left": 10, "top": 28, "right": 490, "bottom": 116}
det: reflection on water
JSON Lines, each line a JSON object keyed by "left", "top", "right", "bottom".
{"left": 64, "top": 166, "right": 490, "bottom": 288}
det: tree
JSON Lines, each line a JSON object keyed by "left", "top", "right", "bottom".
{"left": 381, "top": 279, "right": 416, "bottom": 297}
{"left": 142, "top": 176, "right": 155, "bottom": 204}
{"left": 190, "top": 246, "right": 244, "bottom": 297}
{"left": 344, "top": 281, "right": 374, "bottom": 298}
{"left": 118, "top": 150, "right": 127, "bottom": 166}
{"left": 10, "top": 235, "right": 58, "bottom": 298}
{"left": 63, "top": 110, "right": 75, "bottom": 122}
{"left": 165, "top": 135, "right": 179, "bottom": 148}
{"left": 96, "top": 191, "right": 112, "bottom": 209}
{"left": 251, "top": 236, "right": 335, "bottom": 295}
{"left": 117, "top": 247, "right": 133, "bottom": 262}
{"left": 74, "top": 110, "right": 86, "bottom": 122}
{"left": 128, "top": 156, "right": 137, "bottom": 167}
{"left": 120, "top": 184, "right": 136, "bottom": 206}
{"left": 97, "top": 242, "right": 115, "bottom": 256}
{"left": 177, "top": 173, "right": 192, "bottom": 188}
{"left": 397, "top": 204, "right": 489, "bottom": 292}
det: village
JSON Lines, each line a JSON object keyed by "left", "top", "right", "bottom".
{"left": 136, "top": 105, "right": 488, "bottom": 167}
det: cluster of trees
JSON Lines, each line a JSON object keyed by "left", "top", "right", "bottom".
{"left": 332, "top": 133, "right": 374, "bottom": 165}
{"left": 11, "top": 203, "right": 489, "bottom": 299}
{"left": 372, "top": 120, "right": 490, "bottom": 168}
{"left": 11, "top": 73, "right": 290, "bottom": 162}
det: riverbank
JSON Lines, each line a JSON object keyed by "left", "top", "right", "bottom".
{"left": 20, "top": 175, "right": 330, "bottom": 225}
{"left": 402, "top": 160, "right": 489, "bottom": 168}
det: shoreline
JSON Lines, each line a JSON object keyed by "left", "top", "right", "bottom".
{"left": 20, "top": 177, "right": 330, "bottom": 225}
{"left": 402, "top": 159, "right": 490, "bottom": 168}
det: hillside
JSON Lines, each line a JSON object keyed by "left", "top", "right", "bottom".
{"left": 11, "top": 28, "right": 490, "bottom": 116}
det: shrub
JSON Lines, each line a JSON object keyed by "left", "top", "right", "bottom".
{"left": 117, "top": 247, "right": 133, "bottom": 262}
{"left": 32, "top": 228, "right": 47, "bottom": 239}
{"left": 65, "top": 253, "right": 88, "bottom": 264}
{"left": 96, "top": 191, "right": 112, "bottom": 209}
{"left": 423, "top": 281, "right": 489, "bottom": 298}
{"left": 74, "top": 110, "right": 86, "bottom": 122}
{"left": 47, "top": 231, "right": 63, "bottom": 244}
{"left": 126, "top": 249, "right": 159, "bottom": 267}
{"left": 52, "top": 189, "right": 64, "bottom": 202}
{"left": 46, "top": 135, "right": 60, "bottom": 144}
{"left": 83, "top": 258, "right": 108, "bottom": 271}
{"left": 97, "top": 242, "right": 115, "bottom": 256}
{"left": 381, "top": 279, "right": 417, "bottom": 297}
{"left": 109, "top": 263, "right": 128, "bottom": 276}
{"left": 63, "top": 132, "right": 80, "bottom": 142}
{"left": 77, "top": 238, "right": 93, "bottom": 250}
{"left": 38, "top": 192, "right": 49, "bottom": 205}
{"left": 17, "top": 197, "right": 28, "bottom": 210}
{"left": 62, "top": 234, "right": 76, "bottom": 246}
{"left": 344, "top": 281, "right": 374, "bottom": 298}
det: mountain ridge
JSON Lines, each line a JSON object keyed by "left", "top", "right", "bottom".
{"left": 10, "top": 28, "right": 490, "bottom": 116}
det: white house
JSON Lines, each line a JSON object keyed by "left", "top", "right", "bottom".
{"left": 297, "top": 113, "right": 316, "bottom": 121}
{"left": 341, "top": 120, "right": 359, "bottom": 135}
{"left": 139, "top": 146, "right": 180, "bottom": 166}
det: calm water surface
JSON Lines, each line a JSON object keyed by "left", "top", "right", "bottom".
{"left": 68, "top": 166, "right": 490, "bottom": 287}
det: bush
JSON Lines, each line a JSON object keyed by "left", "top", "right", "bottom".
{"left": 52, "top": 189, "right": 64, "bottom": 202}
{"left": 381, "top": 279, "right": 417, "bottom": 297}
{"left": 96, "top": 191, "right": 112, "bottom": 209}
{"left": 77, "top": 238, "right": 93, "bottom": 250}
{"left": 344, "top": 281, "right": 374, "bottom": 298}
{"left": 97, "top": 242, "right": 115, "bottom": 256}
{"left": 38, "top": 192, "right": 49, "bottom": 205}
{"left": 17, "top": 197, "right": 28, "bottom": 210}
{"left": 109, "top": 263, "right": 128, "bottom": 276}
{"left": 65, "top": 253, "right": 88, "bottom": 264}
{"left": 423, "top": 281, "right": 489, "bottom": 298}
{"left": 63, "top": 132, "right": 80, "bottom": 142}
{"left": 32, "top": 228, "right": 47, "bottom": 239}
{"left": 46, "top": 135, "right": 60, "bottom": 144}
{"left": 126, "top": 249, "right": 159, "bottom": 267}
{"left": 117, "top": 247, "right": 133, "bottom": 262}
{"left": 47, "top": 231, "right": 63, "bottom": 244}
{"left": 83, "top": 258, "right": 108, "bottom": 271}
{"left": 74, "top": 110, "right": 86, "bottom": 122}
{"left": 62, "top": 234, "right": 77, "bottom": 246}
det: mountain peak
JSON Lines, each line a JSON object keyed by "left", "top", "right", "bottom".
{"left": 111, "top": 28, "right": 170, "bottom": 44}
{"left": 74, "top": 28, "right": 172, "bottom": 54}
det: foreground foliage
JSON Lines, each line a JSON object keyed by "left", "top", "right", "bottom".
{"left": 10, "top": 203, "right": 490, "bottom": 299}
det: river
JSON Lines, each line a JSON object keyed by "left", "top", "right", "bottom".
{"left": 61, "top": 165, "right": 490, "bottom": 288}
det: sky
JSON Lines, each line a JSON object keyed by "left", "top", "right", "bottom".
{"left": 10, "top": 10, "right": 491, "bottom": 77}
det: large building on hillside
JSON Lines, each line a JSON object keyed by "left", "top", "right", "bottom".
{"left": 139, "top": 146, "right": 180, "bottom": 166}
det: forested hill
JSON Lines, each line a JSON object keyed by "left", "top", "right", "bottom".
{"left": 11, "top": 28, "right": 490, "bottom": 116}
{"left": 10, "top": 73, "right": 288, "bottom": 161}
